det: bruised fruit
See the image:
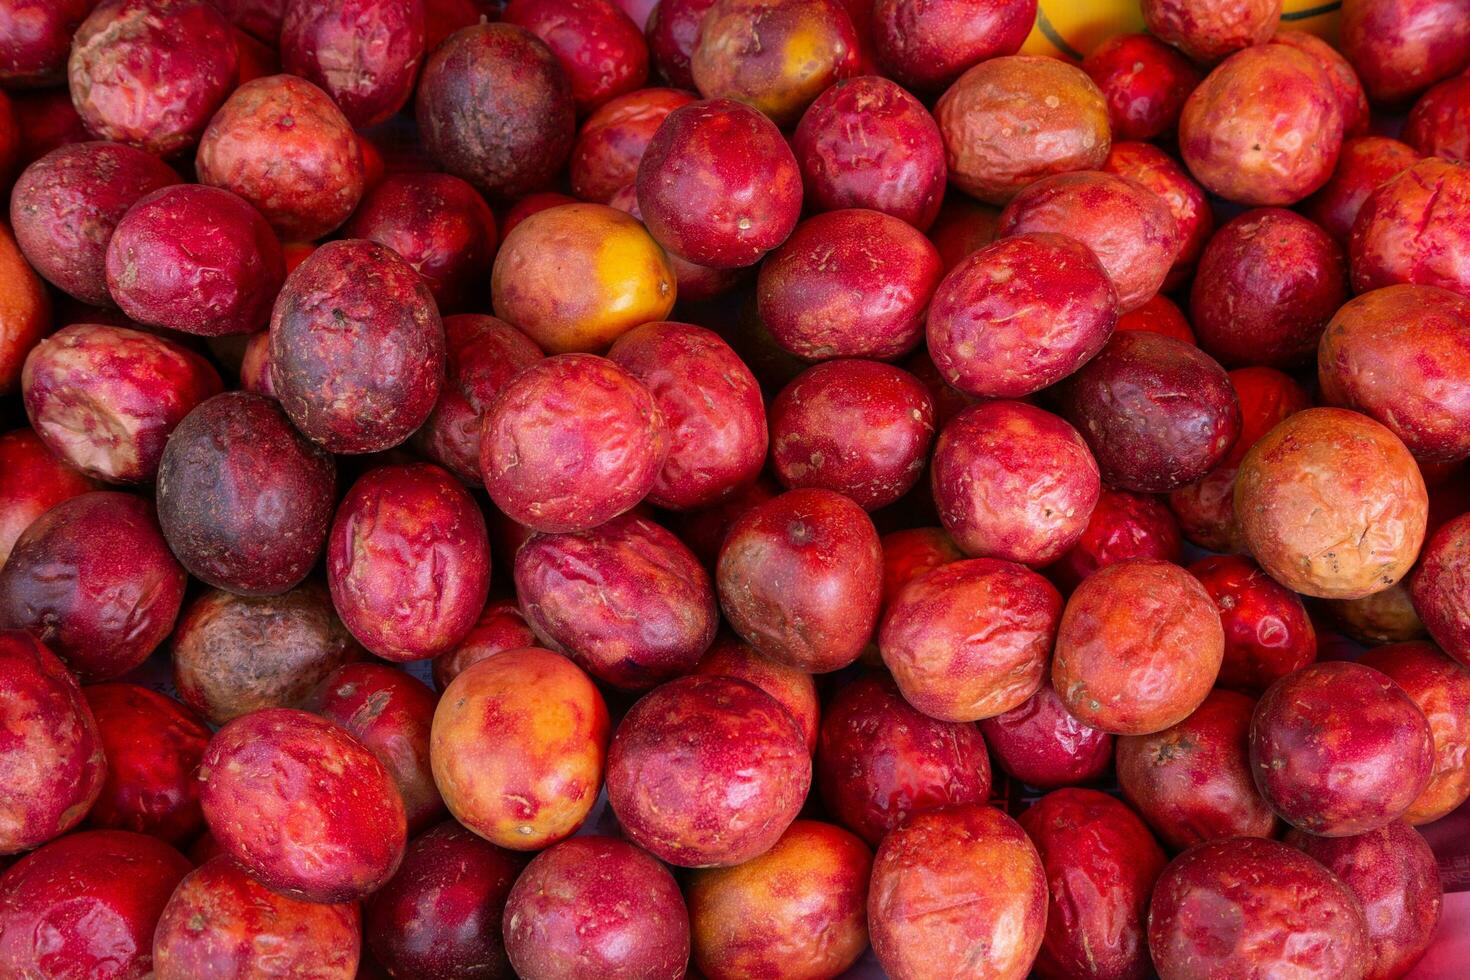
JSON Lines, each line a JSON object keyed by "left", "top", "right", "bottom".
{"left": 1101, "top": 140, "right": 1213, "bottom": 291}
{"left": 1141, "top": 0, "right": 1279, "bottom": 63}
{"left": 280, "top": 0, "right": 427, "bottom": 128}
{"left": 693, "top": 635, "right": 819, "bottom": 752}
{"left": 872, "top": 0, "right": 1034, "bottom": 95}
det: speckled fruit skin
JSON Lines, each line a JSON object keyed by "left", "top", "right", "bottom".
{"left": 1180, "top": 44, "right": 1344, "bottom": 206}
{"left": 0, "top": 0, "right": 95, "bottom": 86}
{"left": 171, "top": 582, "right": 361, "bottom": 727}
{"left": 636, "top": 98, "right": 803, "bottom": 269}
{"left": 156, "top": 391, "right": 335, "bottom": 596}
{"left": 816, "top": 672, "right": 991, "bottom": 846}
{"left": 1359, "top": 642, "right": 1470, "bottom": 825}
{"left": 1304, "top": 136, "right": 1422, "bottom": 243}
{"left": 83, "top": 684, "right": 209, "bottom": 845}
{"left": 1406, "top": 74, "right": 1470, "bottom": 161}
{"left": 366, "top": 821, "right": 523, "bottom": 980}
{"left": 926, "top": 233, "right": 1117, "bottom": 398}
{"left": 1053, "top": 559, "right": 1225, "bottom": 736}
{"left": 1058, "top": 330, "right": 1240, "bottom": 494}
{"left": 432, "top": 597, "right": 538, "bottom": 690}
{"left": 153, "top": 856, "right": 361, "bottom": 980}
{"left": 689, "top": 820, "right": 869, "bottom": 980}
{"left": 0, "top": 429, "right": 94, "bottom": 566}
{"left": 1286, "top": 821, "right": 1443, "bottom": 980}
{"left": 1019, "top": 789, "right": 1166, "bottom": 980}
{"left": 270, "top": 239, "right": 444, "bottom": 454}
{"left": 341, "top": 173, "right": 498, "bottom": 316}
{"left": 1148, "top": 837, "right": 1372, "bottom": 980}
{"left": 694, "top": 634, "right": 819, "bottom": 752}
{"left": 871, "top": 0, "right": 1032, "bottom": 94}
{"left": 572, "top": 88, "right": 694, "bottom": 203}
{"left": 308, "top": 663, "right": 444, "bottom": 835}
{"left": 1191, "top": 207, "right": 1347, "bottom": 368}
{"left": 1101, "top": 141, "right": 1214, "bottom": 291}
{"left": 980, "top": 679, "right": 1114, "bottom": 790}
{"left": 21, "top": 322, "right": 222, "bottom": 484}
{"left": 1351, "top": 158, "right": 1470, "bottom": 298}
{"left": 492, "top": 202, "right": 676, "bottom": 354}
{"left": 607, "top": 321, "right": 766, "bottom": 510}
{"left": 1341, "top": 0, "right": 1470, "bottom": 105}
{"left": 936, "top": 56, "right": 1110, "bottom": 206}
{"left": 607, "top": 675, "right": 810, "bottom": 867}
{"left": 758, "top": 209, "right": 941, "bottom": 362}
{"left": 0, "top": 492, "right": 184, "bottom": 681}
{"left": 1250, "top": 661, "right": 1434, "bottom": 836}
{"left": 515, "top": 512, "right": 717, "bottom": 689}
{"left": 68, "top": 0, "right": 237, "bottom": 156}
{"left": 505, "top": 0, "right": 648, "bottom": 113}
{"left": 0, "top": 631, "right": 104, "bottom": 855}
{"left": 1049, "top": 488, "right": 1183, "bottom": 594}
{"left": 931, "top": 400, "right": 1101, "bottom": 567}
{"left": 200, "top": 707, "right": 408, "bottom": 902}
{"left": 432, "top": 647, "right": 609, "bottom": 850}
{"left": 0, "top": 830, "right": 190, "bottom": 979}
{"left": 327, "top": 463, "right": 490, "bottom": 662}
{"left": 1083, "top": 33, "right": 1203, "bottom": 140}
{"left": 1116, "top": 688, "right": 1279, "bottom": 851}
{"left": 416, "top": 23, "right": 576, "bottom": 199}
{"left": 197, "top": 74, "right": 366, "bottom": 242}
{"left": 1142, "top": 0, "right": 1279, "bottom": 63}
{"left": 1321, "top": 285, "right": 1470, "bottom": 463}
{"left": 717, "top": 488, "right": 882, "bottom": 673}
{"left": 1189, "top": 554, "right": 1317, "bottom": 695}
{"left": 281, "top": 0, "right": 425, "bottom": 128}
{"left": 869, "top": 803, "right": 1045, "bottom": 980}
{"left": 481, "top": 353, "right": 668, "bottom": 532}
{"left": 1414, "top": 513, "right": 1470, "bottom": 665}
{"left": 504, "top": 836, "right": 690, "bottom": 980}
{"left": 645, "top": 0, "right": 715, "bottom": 88}
{"left": 1236, "top": 407, "right": 1428, "bottom": 600}
{"left": 997, "top": 170, "right": 1180, "bottom": 314}
{"left": 792, "top": 75, "right": 946, "bottom": 230}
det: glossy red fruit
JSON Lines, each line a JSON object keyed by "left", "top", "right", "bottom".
{"left": 505, "top": 0, "right": 649, "bottom": 113}
{"left": 1082, "top": 33, "right": 1203, "bottom": 140}
{"left": 1048, "top": 488, "right": 1182, "bottom": 594}
{"left": 871, "top": 0, "right": 1034, "bottom": 95}
{"left": 1302, "top": 136, "right": 1422, "bottom": 243}
{"left": 979, "top": 680, "right": 1114, "bottom": 790}
{"left": 1189, "top": 554, "right": 1317, "bottom": 695}
{"left": 0, "top": 429, "right": 94, "bottom": 567}
{"left": 571, "top": 88, "right": 694, "bottom": 203}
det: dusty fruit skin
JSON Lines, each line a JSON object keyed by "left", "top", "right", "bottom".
{"left": 366, "top": 820, "right": 523, "bottom": 980}
{"left": 197, "top": 75, "right": 366, "bottom": 242}
{"left": 432, "top": 597, "right": 538, "bottom": 690}
{"left": 1148, "top": 837, "right": 1372, "bottom": 980}
{"left": 10, "top": 141, "right": 179, "bottom": 306}
{"left": 1116, "top": 688, "right": 1279, "bottom": 851}
{"left": 1058, "top": 330, "right": 1240, "bottom": 494}
{"left": 607, "top": 321, "right": 766, "bottom": 510}
{"left": 1236, "top": 407, "right": 1428, "bottom": 599}
{"left": 869, "top": 804, "right": 1045, "bottom": 980}
{"left": 1019, "top": 789, "right": 1166, "bottom": 980}
{"left": 1286, "top": 821, "right": 1443, "bottom": 980}
{"left": 0, "top": 492, "right": 184, "bottom": 681}
{"left": 0, "top": 830, "right": 190, "bottom": 979}
{"left": 328, "top": 463, "right": 490, "bottom": 662}
{"left": 936, "top": 55, "right": 1110, "bottom": 206}
{"left": 1189, "top": 554, "right": 1316, "bottom": 695}
{"left": 1304, "top": 136, "right": 1422, "bottom": 243}
{"left": 636, "top": 98, "right": 803, "bottom": 268}
{"left": 1406, "top": 74, "right": 1470, "bottom": 161}
{"left": 816, "top": 672, "right": 991, "bottom": 846}
{"left": 1053, "top": 559, "right": 1225, "bottom": 736}
{"left": 0, "top": 429, "right": 94, "bottom": 566}
{"left": 871, "top": 0, "right": 1032, "bottom": 94}
{"left": 1142, "top": 0, "right": 1279, "bottom": 63}
{"left": 341, "top": 173, "right": 498, "bottom": 316}
{"left": 156, "top": 392, "right": 335, "bottom": 596}
{"left": 281, "top": 0, "right": 426, "bottom": 128}
{"left": 504, "top": 836, "right": 690, "bottom": 980}
{"left": 1320, "top": 285, "right": 1470, "bottom": 463}
{"left": 792, "top": 76, "right": 945, "bottom": 230}
{"left": 492, "top": 202, "right": 675, "bottom": 354}
{"left": 153, "top": 856, "right": 361, "bottom": 980}
{"left": 607, "top": 675, "right": 810, "bottom": 867}
{"left": 926, "top": 233, "right": 1116, "bottom": 398}
{"left": 83, "top": 684, "right": 209, "bottom": 845}
{"left": 1341, "top": 0, "right": 1470, "bottom": 105}
{"left": 717, "top": 487, "right": 882, "bottom": 673}
{"left": 171, "top": 582, "right": 361, "bottom": 727}
{"left": 0, "top": 0, "right": 95, "bottom": 86}
{"left": 982, "top": 678, "right": 1115, "bottom": 790}
{"left": 416, "top": 23, "right": 575, "bottom": 199}
{"left": 200, "top": 707, "right": 408, "bottom": 902}
{"left": 308, "top": 663, "right": 444, "bottom": 835}
{"left": 1250, "top": 661, "right": 1434, "bottom": 836}
{"left": 482, "top": 353, "right": 668, "bottom": 532}
{"left": 1180, "top": 44, "right": 1344, "bottom": 206}
{"left": 571, "top": 88, "right": 694, "bottom": 203}
{"left": 0, "top": 631, "right": 104, "bottom": 855}
{"left": 505, "top": 0, "right": 648, "bottom": 113}
{"left": 689, "top": 820, "right": 870, "bottom": 980}
{"left": 0, "top": 222, "right": 51, "bottom": 394}
{"left": 694, "top": 634, "right": 819, "bottom": 751}
{"left": 1351, "top": 158, "right": 1470, "bottom": 298}
{"left": 1102, "top": 141, "right": 1214, "bottom": 291}
{"left": 1049, "top": 487, "right": 1182, "bottom": 594}
{"left": 1083, "top": 33, "right": 1203, "bottom": 141}
{"left": 432, "top": 648, "right": 609, "bottom": 850}
{"left": 515, "top": 512, "right": 717, "bottom": 689}
{"left": 1414, "top": 513, "right": 1470, "bottom": 666}
{"left": 1359, "top": 642, "right": 1470, "bottom": 825}
{"left": 270, "top": 239, "right": 444, "bottom": 454}
{"left": 68, "top": 0, "right": 238, "bottom": 156}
